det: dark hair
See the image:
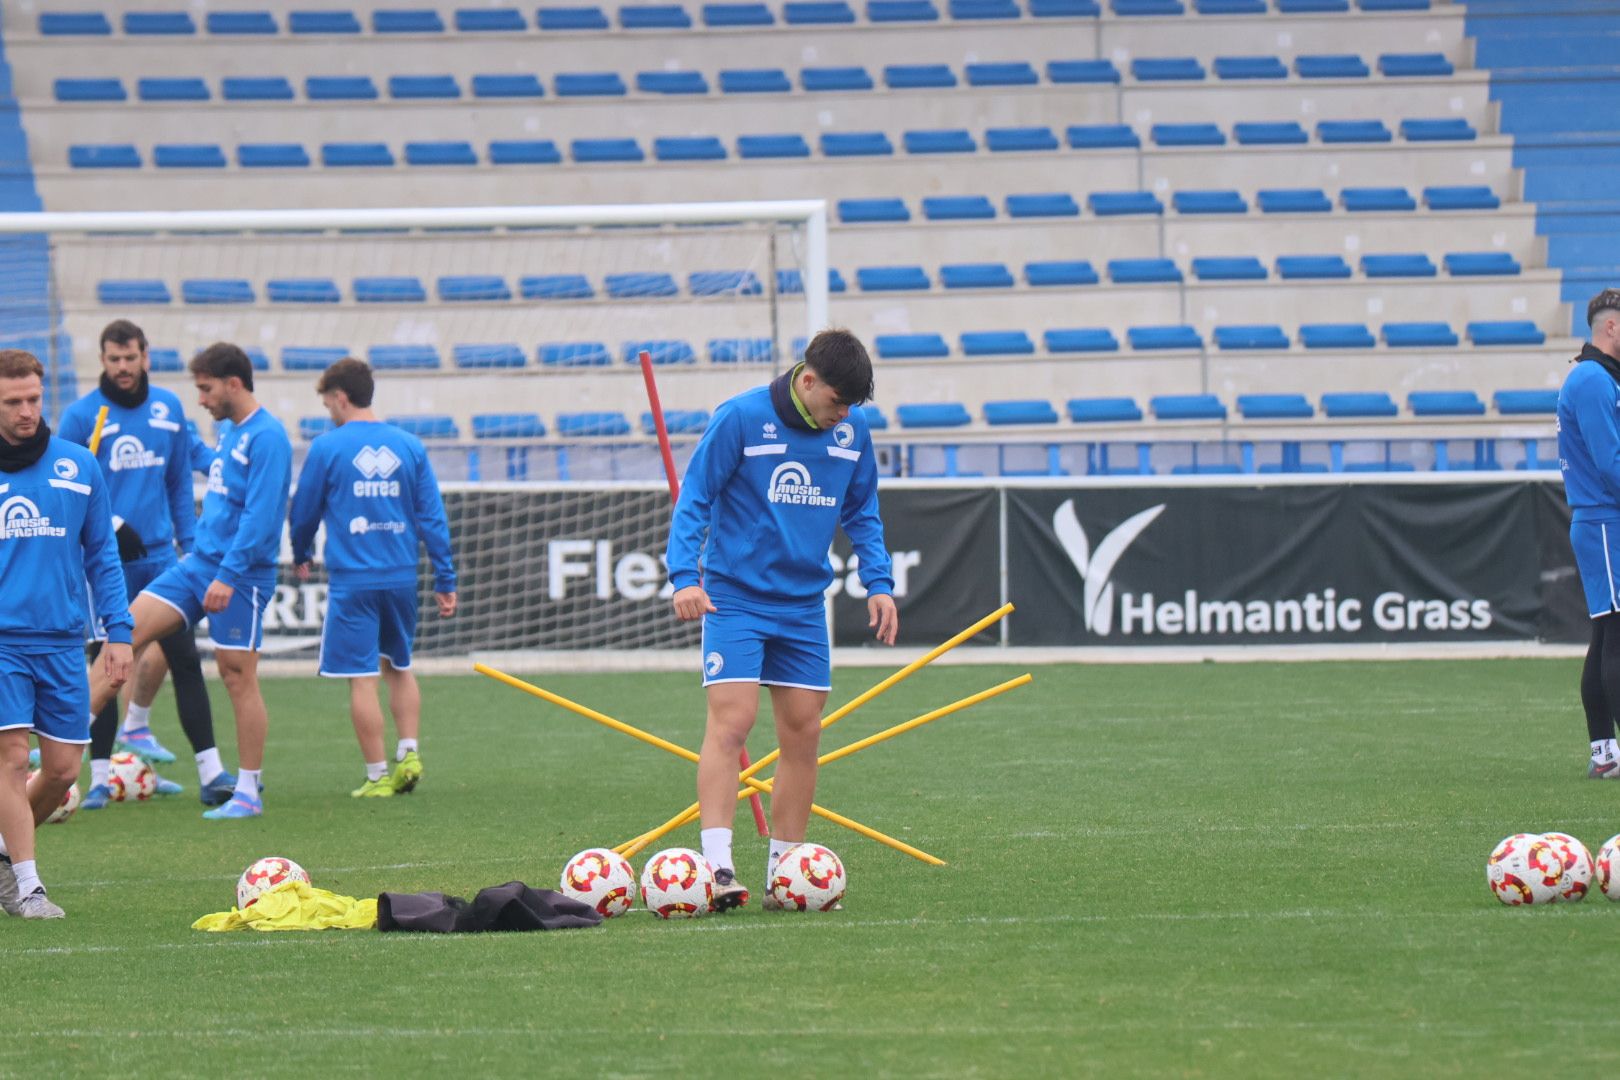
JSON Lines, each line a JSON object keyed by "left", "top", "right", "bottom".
{"left": 188, "top": 342, "right": 254, "bottom": 392}
{"left": 1590, "top": 288, "right": 1620, "bottom": 328}
{"left": 802, "top": 328, "right": 875, "bottom": 405}
{"left": 99, "top": 319, "right": 148, "bottom": 354}
{"left": 316, "top": 357, "right": 375, "bottom": 408}
{"left": 0, "top": 349, "right": 43, "bottom": 381}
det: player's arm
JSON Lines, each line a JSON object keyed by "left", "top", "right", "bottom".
{"left": 187, "top": 427, "right": 215, "bottom": 474}
{"left": 840, "top": 424, "right": 898, "bottom": 644}
{"left": 165, "top": 406, "right": 197, "bottom": 555}
{"left": 81, "top": 459, "right": 134, "bottom": 683}
{"left": 58, "top": 401, "right": 89, "bottom": 446}
{"left": 287, "top": 440, "right": 326, "bottom": 570}
{"left": 666, "top": 404, "right": 742, "bottom": 619}
{"left": 1574, "top": 382, "right": 1620, "bottom": 501}
{"left": 216, "top": 429, "right": 292, "bottom": 592}
{"left": 411, "top": 446, "right": 458, "bottom": 617}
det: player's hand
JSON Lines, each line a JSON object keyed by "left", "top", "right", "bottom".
{"left": 203, "top": 579, "right": 234, "bottom": 614}
{"left": 672, "top": 585, "right": 716, "bottom": 622}
{"left": 294, "top": 562, "right": 311, "bottom": 581}
{"left": 436, "top": 591, "right": 457, "bottom": 618}
{"left": 868, "top": 593, "right": 899, "bottom": 645}
{"left": 102, "top": 642, "right": 134, "bottom": 688}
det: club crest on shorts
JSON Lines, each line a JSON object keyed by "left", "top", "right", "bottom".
{"left": 704, "top": 651, "right": 724, "bottom": 677}
{"left": 833, "top": 422, "right": 854, "bottom": 449}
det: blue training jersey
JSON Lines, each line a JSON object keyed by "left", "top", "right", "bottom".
{"left": 195, "top": 407, "right": 293, "bottom": 588}
{"left": 1559, "top": 358, "right": 1620, "bottom": 524}
{"left": 0, "top": 437, "right": 132, "bottom": 647}
{"left": 288, "top": 419, "right": 456, "bottom": 592}
{"left": 58, "top": 383, "right": 197, "bottom": 561}
{"left": 667, "top": 385, "right": 892, "bottom": 606}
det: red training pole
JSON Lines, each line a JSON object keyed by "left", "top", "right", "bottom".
{"left": 640, "top": 350, "right": 770, "bottom": 837}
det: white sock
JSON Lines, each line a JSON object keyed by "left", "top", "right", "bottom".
{"left": 13, "top": 859, "right": 40, "bottom": 896}
{"left": 123, "top": 703, "right": 152, "bottom": 733}
{"left": 700, "top": 827, "right": 733, "bottom": 873}
{"left": 366, "top": 760, "right": 388, "bottom": 782}
{"left": 195, "top": 747, "right": 224, "bottom": 785}
{"left": 1607, "top": 739, "right": 1619, "bottom": 762}
{"left": 768, "top": 838, "right": 796, "bottom": 879}
{"left": 396, "top": 739, "right": 418, "bottom": 762}
{"left": 90, "top": 759, "right": 110, "bottom": 790}
{"left": 235, "top": 769, "right": 261, "bottom": 800}
{"left": 0, "top": 834, "right": 8, "bottom": 857}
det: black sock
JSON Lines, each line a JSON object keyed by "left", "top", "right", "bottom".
{"left": 158, "top": 626, "right": 216, "bottom": 754}
{"left": 85, "top": 641, "right": 120, "bottom": 760}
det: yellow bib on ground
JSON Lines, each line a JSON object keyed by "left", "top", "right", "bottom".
{"left": 192, "top": 881, "right": 378, "bottom": 932}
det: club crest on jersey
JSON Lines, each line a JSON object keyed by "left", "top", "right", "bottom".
{"left": 52, "top": 457, "right": 78, "bottom": 480}
{"left": 107, "top": 434, "right": 163, "bottom": 472}
{"left": 0, "top": 495, "right": 65, "bottom": 539}
{"left": 767, "top": 461, "right": 836, "bottom": 507}
{"left": 149, "top": 400, "right": 169, "bottom": 420}
{"left": 833, "top": 422, "right": 854, "bottom": 449}
{"left": 352, "top": 446, "right": 403, "bottom": 496}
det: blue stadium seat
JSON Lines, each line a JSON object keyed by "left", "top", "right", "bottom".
{"left": 624, "top": 3, "right": 692, "bottom": 27}
{"left": 539, "top": 342, "right": 613, "bottom": 366}
{"left": 861, "top": 405, "right": 889, "bottom": 430}
{"left": 154, "top": 144, "right": 226, "bottom": 168}
{"left": 1192, "top": 257, "right": 1267, "bottom": 281}
{"left": 1198, "top": 0, "right": 1266, "bottom": 8}
{"left": 224, "top": 77, "right": 295, "bottom": 101}
{"left": 1152, "top": 123, "right": 1226, "bottom": 147}
{"left": 702, "top": 2, "right": 775, "bottom": 23}
{"left": 642, "top": 410, "right": 709, "bottom": 435}
{"left": 838, "top": 198, "right": 910, "bottom": 223}
{"left": 1276, "top": 255, "right": 1352, "bottom": 279}
{"left": 823, "top": 132, "right": 894, "bottom": 156}
{"left": 354, "top": 276, "right": 426, "bottom": 302}
{"left": 1297, "top": 55, "right": 1370, "bottom": 79}
{"left": 1362, "top": 253, "right": 1438, "bottom": 277}
{"left": 1299, "top": 323, "right": 1375, "bottom": 348}
{"left": 1025, "top": 261, "right": 1099, "bottom": 286}
{"left": 299, "top": 416, "right": 334, "bottom": 440}
{"left": 1468, "top": 321, "right": 1545, "bottom": 346}
{"left": 655, "top": 136, "right": 727, "bottom": 161}
{"left": 182, "top": 279, "right": 253, "bottom": 304}
{"left": 777, "top": 269, "right": 848, "bottom": 293}
{"left": 874, "top": 334, "right": 950, "bottom": 359}
{"left": 138, "top": 78, "right": 208, "bottom": 101}
{"left": 438, "top": 275, "right": 511, "bottom": 301}
{"left": 1007, "top": 193, "right": 1080, "bottom": 217}
{"left": 1258, "top": 189, "right": 1332, "bottom": 213}
{"left": 374, "top": 10, "right": 447, "bottom": 32}
{"left": 1046, "top": 328, "right": 1119, "bottom": 352}
{"left": 637, "top": 71, "right": 709, "bottom": 94}
{"left": 322, "top": 143, "right": 394, "bottom": 167}
{"left": 719, "top": 68, "right": 791, "bottom": 93}
{"left": 536, "top": 5, "right": 610, "bottom": 28}
{"left": 737, "top": 134, "right": 810, "bottom": 158}
{"left": 1494, "top": 390, "right": 1557, "bottom": 415}
{"left": 41, "top": 12, "right": 112, "bottom": 33}
{"left": 1321, "top": 392, "right": 1397, "bottom": 417}
{"left": 624, "top": 340, "right": 697, "bottom": 365}
{"left": 572, "top": 138, "right": 643, "bottom": 162}
{"left": 369, "top": 345, "right": 441, "bottom": 370}
{"left": 689, "top": 270, "right": 763, "bottom": 296}
{"left": 125, "top": 12, "right": 197, "bottom": 34}
{"left": 1401, "top": 118, "right": 1476, "bottom": 141}
{"left": 952, "top": 0, "right": 1021, "bottom": 14}
{"left": 390, "top": 75, "right": 460, "bottom": 99}
{"left": 966, "top": 62, "right": 1039, "bottom": 86}
{"left": 283, "top": 347, "right": 350, "bottom": 371}
{"left": 1067, "top": 125, "right": 1140, "bottom": 148}
{"left": 904, "top": 129, "right": 977, "bottom": 154}
{"left": 557, "top": 412, "right": 632, "bottom": 437}
{"left": 149, "top": 349, "right": 185, "bottom": 373}
{"left": 884, "top": 64, "right": 957, "bottom": 89}
{"left": 207, "top": 11, "right": 278, "bottom": 33}
{"left": 406, "top": 141, "right": 477, "bottom": 166}
{"left": 55, "top": 79, "right": 126, "bottom": 102}
{"left": 98, "top": 280, "right": 171, "bottom": 305}
{"left": 1408, "top": 391, "right": 1484, "bottom": 416}
{"left": 922, "top": 195, "right": 996, "bottom": 220}
{"left": 473, "top": 413, "right": 545, "bottom": 437}
{"left": 1089, "top": 192, "right": 1163, "bottom": 215}
{"left": 490, "top": 140, "right": 562, "bottom": 164}
{"left": 1116, "top": 0, "right": 1183, "bottom": 11}
{"left": 985, "top": 400, "right": 1059, "bottom": 425}
{"left": 896, "top": 403, "right": 972, "bottom": 428}
{"left": 556, "top": 73, "right": 627, "bottom": 96}
{"left": 472, "top": 73, "right": 545, "bottom": 98}
{"left": 1278, "top": 0, "right": 1346, "bottom": 10}
{"left": 290, "top": 11, "right": 361, "bottom": 32}
{"left": 454, "top": 344, "right": 526, "bottom": 368}
{"left": 1341, "top": 187, "right": 1416, "bottom": 212}
{"left": 390, "top": 415, "right": 459, "bottom": 439}
{"left": 1132, "top": 57, "right": 1206, "bottom": 81}
{"left": 1237, "top": 394, "right": 1313, "bottom": 419}
{"left": 268, "top": 278, "right": 340, "bottom": 303}
{"left": 604, "top": 272, "right": 678, "bottom": 299}
{"left": 1214, "top": 325, "right": 1290, "bottom": 350}
{"left": 1445, "top": 252, "right": 1520, "bottom": 276}
{"left": 960, "top": 331, "right": 1035, "bottom": 355}
{"left": 1047, "top": 60, "right": 1118, "bottom": 85}
{"left": 1318, "top": 120, "right": 1392, "bottom": 143}
{"left": 522, "top": 274, "right": 594, "bottom": 300}
{"left": 1362, "top": 0, "right": 1428, "bottom": 8}
{"left": 1424, "top": 185, "right": 1499, "bottom": 210}
{"left": 70, "top": 145, "right": 142, "bottom": 169}
{"left": 1130, "top": 326, "right": 1203, "bottom": 350}
{"left": 454, "top": 8, "right": 527, "bottom": 31}
{"left": 1109, "top": 258, "right": 1182, "bottom": 283}
{"left": 784, "top": 1, "right": 857, "bottom": 21}
{"left": 1234, "top": 122, "right": 1308, "bottom": 145}
{"left": 869, "top": 0, "right": 941, "bottom": 19}
{"left": 1069, "top": 397, "right": 1142, "bottom": 422}
{"left": 1173, "top": 190, "right": 1248, "bottom": 214}
{"left": 1214, "top": 56, "right": 1288, "bottom": 79}
{"left": 1379, "top": 53, "right": 1452, "bottom": 77}
{"left": 709, "top": 338, "right": 775, "bottom": 363}
{"left": 1031, "top": 0, "right": 1098, "bottom": 11}
{"left": 986, "top": 127, "right": 1059, "bottom": 152}
{"left": 1151, "top": 394, "right": 1226, "bottom": 419}
{"left": 941, "top": 264, "right": 1015, "bottom": 288}
{"left": 858, "top": 266, "right": 931, "bottom": 291}
{"left": 1383, "top": 321, "right": 1458, "bottom": 347}
{"left": 307, "top": 76, "right": 378, "bottom": 100}
{"left": 803, "top": 67, "right": 874, "bottom": 91}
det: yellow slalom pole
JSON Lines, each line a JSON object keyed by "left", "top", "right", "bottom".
{"left": 616, "top": 602, "right": 1014, "bottom": 855}
{"left": 88, "top": 405, "right": 109, "bottom": 455}
{"left": 474, "top": 663, "right": 946, "bottom": 865}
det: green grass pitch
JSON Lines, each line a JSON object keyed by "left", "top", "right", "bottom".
{"left": 9, "top": 658, "right": 1620, "bottom": 1076}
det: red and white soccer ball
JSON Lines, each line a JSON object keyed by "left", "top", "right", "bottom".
{"left": 560, "top": 848, "right": 637, "bottom": 918}
{"left": 107, "top": 751, "right": 156, "bottom": 802}
{"left": 236, "top": 856, "right": 311, "bottom": 910}
{"left": 1541, "top": 832, "right": 1595, "bottom": 902}
{"left": 639, "top": 847, "right": 714, "bottom": 919}
{"left": 25, "top": 771, "right": 79, "bottom": 824}
{"left": 1597, "top": 835, "right": 1620, "bottom": 901}
{"left": 1486, "top": 833, "right": 1565, "bottom": 906}
{"left": 769, "top": 843, "right": 847, "bottom": 912}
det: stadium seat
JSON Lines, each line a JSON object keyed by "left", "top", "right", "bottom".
{"left": 638, "top": 71, "right": 709, "bottom": 95}
{"left": 922, "top": 195, "right": 996, "bottom": 220}
{"left": 838, "top": 198, "right": 910, "bottom": 223}
{"left": 1130, "top": 326, "right": 1203, "bottom": 350}
{"left": 1237, "top": 394, "right": 1313, "bottom": 419}
{"left": 874, "top": 334, "right": 950, "bottom": 359}
{"left": 354, "top": 276, "right": 427, "bottom": 303}
{"left": 406, "top": 141, "right": 478, "bottom": 166}
{"left": 1006, "top": 193, "right": 1080, "bottom": 217}
{"left": 861, "top": 405, "right": 888, "bottom": 430}
{"left": 138, "top": 78, "right": 209, "bottom": 101}
{"left": 539, "top": 342, "right": 613, "bottom": 366}
{"left": 966, "top": 63, "right": 1039, "bottom": 87}
{"left": 268, "top": 278, "right": 340, "bottom": 303}
{"left": 453, "top": 344, "right": 526, "bottom": 368}
{"left": 1214, "top": 325, "right": 1289, "bottom": 350}
{"left": 1424, "top": 186, "right": 1500, "bottom": 210}
{"left": 1321, "top": 392, "right": 1397, "bottom": 418}
{"left": 154, "top": 145, "right": 226, "bottom": 168}
{"left": 1401, "top": 118, "right": 1476, "bottom": 141}
{"left": 1214, "top": 56, "right": 1288, "bottom": 80}
{"left": 624, "top": 340, "right": 697, "bottom": 365}
{"left": 148, "top": 349, "right": 184, "bottom": 373}
{"left": 776, "top": 269, "right": 848, "bottom": 293}
{"left": 369, "top": 345, "right": 441, "bottom": 370}
{"left": 1468, "top": 321, "right": 1545, "bottom": 346}
{"left": 284, "top": 347, "right": 350, "bottom": 371}
{"left": 784, "top": 1, "right": 857, "bottom": 21}
{"left": 1031, "top": 0, "right": 1099, "bottom": 12}
{"left": 572, "top": 139, "right": 643, "bottom": 163}
{"left": 884, "top": 64, "right": 957, "bottom": 89}
{"left": 536, "top": 5, "right": 610, "bottom": 28}
{"left": 489, "top": 140, "right": 562, "bottom": 164}
{"left": 719, "top": 69, "right": 791, "bottom": 93}
{"left": 1025, "top": 261, "right": 1099, "bottom": 286}
{"left": 1067, "top": 125, "right": 1140, "bottom": 149}
{"left": 98, "top": 280, "right": 171, "bottom": 305}
{"left": 389, "top": 415, "right": 459, "bottom": 439}
{"left": 1151, "top": 394, "right": 1226, "bottom": 420}
{"left": 224, "top": 77, "right": 295, "bottom": 101}
{"left": 1152, "top": 124, "right": 1226, "bottom": 147}
{"left": 960, "top": 331, "right": 1035, "bottom": 355}
{"left": 1342, "top": 187, "right": 1417, "bottom": 212}
{"left": 473, "top": 413, "right": 546, "bottom": 437}
{"left": 556, "top": 73, "right": 627, "bottom": 96}
{"left": 1408, "top": 391, "right": 1484, "bottom": 416}
{"left": 1046, "top": 328, "right": 1119, "bottom": 352}
{"left": 290, "top": 11, "right": 361, "bottom": 33}
{"left": 1069, "top": 397, "right": 1142, "bottom": 422}
{"left": 1298, "top": 55, "right": 1371, "bottom": 79}
{"left": 1116, "top": 0, "right": 1183, "bottom": 11}
{"left": 952, "top": 0, "right": 1020, "bottom": 14}
{"left": 522, "top": 274, "right": 594, "bottom": 300}
{"left": 896, "top": 403, "right": 972, "bottom": 429}
{"left": 1362, "top": 253, "right": 1438, "bottom": 277}
{"left": 1049, "top": 60, "right": 1119, "bottom": 83}
{"left": 323, "top": 143, "right": 394, "bottom": 167}
{"left": 307, "top": 76, "right": 378, "bottom": 100}
{"left": 606, "top": 272, "right": 678, "bottom": 298}
{"left": 1173, "top": 190, "right": 1248, "bottom": 214}
{"left": 940, "top": 264, "right": 1015, "bottom": 289}
{"left": 125, "top": 12, "right": 197, "bottom": 34}
{"left": 239, "top": 142, "right": 311, "bottom": 167}
{"left": 1445, "top": 252, "right": 1521, "bottom": 276}
{"left": 642, "top": 410, "right": 709, "bottom": 435}
{"left": 454, "top": 8, "right": 527, "bottom": 31}
{"left": 1278, "top": 0, "right": 1346, "bottom": 10}
{"left": 1090, "top": 192, "right": 1164, "bottom": 216}
{"left": 299, "top": 416, "right": 334, "bottom": 440}
{"left": 557, "top": 411, "right": 632, "bottom": 437}
{"left": 1109, "top": 258, "right": 1182, "bottom": 283}
{"left": 1318, "top": 120, "right": 1393, "bottom": 143}
{"left": 182, "top": 279, "right": 253, "bottom": 304}
{"left": 1379, "top": 53, "right": 1453, "bottom": 77}
{"left": 374, "top": 10, "right": 447, "bottom": 32}
{"left": 985, "top": 401, "right": 1059, "bottom": 425}
{"left": 737, "top": 134, "right": 810, "bottom": 158}
{"left": 986, "top": 127, "right": 1060, "bottom": 152}
{"left": 869, "top": 0, "right": 941, "bottom": 19}
{"left": 622, "top": 4, "right": 691, "bottom": 27}
{"left": 1300, "top": 323, "right": 1375, "bottom": 348}
{"left": 1494, "top": 390, "right": 1557, "bottom": 415}
{"left": 858, "top": 266, "right": 931, "bottom": 291}
{"left": 702, "top": 2, "right": 775, "bottom": 24}
{"left": 1383, "top": 321, "right": 1458, "bottom": 347}
{"left": 709, "top": 338, "right": 774, "bottom": 363}
{"left": 438, "top": 275, "right": 512, "bottom": 301}
{"left": 55, "top": 79, "right": 126, "bottom": 102}
{"left": 70, "top": 145, "right": 142, "bottom": 169}
{"left": 1258, "top": 189, "right": 1332, "bottom": 213}
{"left": 655, "top": 136, "right": 727, "bottom": 161}
{"left": 823, "top": 132, "right": 894, "bottom": 157}
{"left": 688, "top": 270, "right": 763, "bottom": 296}
{"left": 802, "top": 67, "right": 874, "bottom": 91}
{"left": 207, "top": 11, "right": 278, "bottom": 33}
{"left": 390, "top": 75, "right": 460, "bottom": 99}
{"left": 1276, "top": 255, "right": 1352, "bottom": 279}
{"left": 1133, "top": 58, "right": 1206, "bottom": 81}
{"left": 904, "top": 130, "right": 977, "bottom": 154}
{"left": 1192, "top": 257, "right": 1267, "bottom": 281}
{"left": 1234, "top": 122, "right": 1308, "bottom": 145}
{"left": 1200, "top": 1, "right": 1267, "bottom": 12}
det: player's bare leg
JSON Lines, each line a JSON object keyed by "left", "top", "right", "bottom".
{"left": 214, "top": 649, "right": 266, "bottom": 772}
{"left": 767, "top": 686, "right": 827, "bottom": 843}
{"left": 347, "top": 674, "right": 393, "bottom": 797}
{"left": 87, "top": 593, "right": 183, "bottom": 716}
{"left": 381, "top": 659, "right": 423, "bottom": 793}
{"left": 0, "top": 731, "right": 66, "bottom": 917}
{"left": 29, "top": 735, "right": 80, "bottom": 823}
{"left": 130, "top": 642, "right": 168, "bottom": 710}
{"left": 699, "top": 682, "right": 761, "bottom": 909}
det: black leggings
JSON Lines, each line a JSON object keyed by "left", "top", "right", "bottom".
{"left": 86, "top": 627, "right": 216, "bottom": 760}
{"left": 1581, "top": 613, "right": 1620, "bottom": 743}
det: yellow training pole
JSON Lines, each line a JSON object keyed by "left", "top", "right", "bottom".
{"left": 474, "top": 663, "right": 946, "bottom": 865}
{"left": 616, "top": 602, "right": 1014, "bottom": 855}
{"left": 88, "top": 405, "right": 109, "bottom": 455}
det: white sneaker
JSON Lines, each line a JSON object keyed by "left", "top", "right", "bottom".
{"left": 1588, "top": 757, "right": 1620, "bottom": 779}
{"left": 16, "top": 887, "right": 63, "bottom": 919}
{"left": 0, "top": 855, "right": 20, "bottom": 916}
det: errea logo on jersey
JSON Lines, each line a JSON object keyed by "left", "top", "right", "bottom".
{"left": 0, "top": 495, "right": 66, "bottom": 539}
{"left": 107, "top": 434, "right": 164, "bottom": 472}
{"left": 762, "top": 422, "right": 778, "bottom": 440}
{"left": 352, "top": 446, "right": 403, "bottom": 497}
{"left": 767, "top": 461, "right": 837, "bottom": 507}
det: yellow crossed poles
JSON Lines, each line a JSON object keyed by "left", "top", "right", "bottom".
{"left": 617, "top": 603, "right": 1014, "bottom": 858}
{"left": 474, "top": 663, "right": 949, "bottom": 864}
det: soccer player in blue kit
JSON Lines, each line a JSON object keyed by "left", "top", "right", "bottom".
{"left": 0, "top": 349, "right": 132, "bottom": 918}
{"left": 85, "top": 343, "right": 291, "bottom": 820}
{"left": 288, "top": 358, "right": 457, "bottom": 798}
{"left": 59, "top": 320, "right": 230, "bottom": 807}
{"left": 667, "top": 329, "right": 899, "bottom": 910}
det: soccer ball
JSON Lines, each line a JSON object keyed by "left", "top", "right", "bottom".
{"left": 236, "top": 856, "right": 311, "bottom": 909}
{"left": 769, "top": 843, "right": 847, "bottom": 912}
{"left": 640, "top": 847, "right": 714, "bottom": 919}
{"left": 25, "top": 771, "right": 79, "bottom": 824}
{"left": 1597, "top": 835, "right": 1620, "bottom": 901}
{"left": 107, "top": 751, "right": 156, "bottom": 802}
{"left": 1541, "top": 832, "right": 1595, "bottom": 902}
{"left": 1486, "top": 833, "right": 1565, "bottom": 906}
{"left": 560, "top": 848, "right": 636, "bottom": 917}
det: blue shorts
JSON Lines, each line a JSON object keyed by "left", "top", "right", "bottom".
{"left": 320, "top": 585, "right": 418, "bottom": 677}
{"left": 85, "top": 556, "right": 174, "bottom": 642}
{"left": 0, "top": 645, "right": 91, "bottom": 744}
{"left": 1572, "top": 521, "right": 1620, "bottom": 618}
{"left": 700, "top": 597, "right": 830, "bottom": 690}
{"left": 142, "top": 556, "right": 272, "bottom": 652}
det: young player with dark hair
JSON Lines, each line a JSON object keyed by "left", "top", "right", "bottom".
{"left": 84, "top": 342, "right": 291, "bottom": 819}
{"left": 0, "top": 349, "right": 132, "bottom": 917}
{"left": 59, "top": 319, "right": 231, "bottom": 807}
{"left": 288, "top": 358, "right": 458, "bottom": 797}
{"left": 666, "top": 328, "right": 899, "bottom": 910}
